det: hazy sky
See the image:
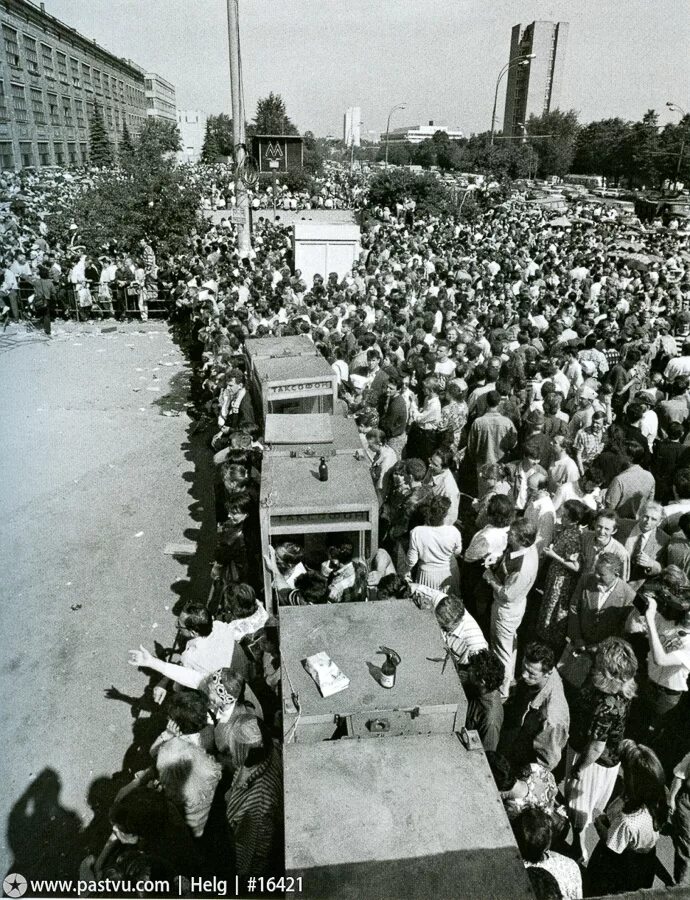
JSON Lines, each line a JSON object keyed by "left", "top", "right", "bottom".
{"left": 45, "top": 0, "right": 689, "bottom": 136}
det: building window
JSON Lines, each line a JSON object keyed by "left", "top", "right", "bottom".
{"left": 22, "top": 36, "right": 38, "bottom": 74}
{"left": 53, "top": 142, "right": 64, "bottom": 165}
{"left": 0, "top": 81, "right": 7, "bottom": 123}
{"left": 40, "top": 43, "right": 53, "bottom": 74}
{"left": 0, "top": 141, "right": 14, "bottom": 169}
{"left": 20, "top": 141, "right": 33, "bottom": 167}
{"left": 67, "top": 142, "right": 77, "bottom": 165}
{"left": 37, "top": 142, "right": 50, "bottom": 166}
{"left": 70, "top": 58, "right": 80, "bottom": 88}
{"left": 103, "top": 73, "right": 110, "bottom": 95}
{"left": 57, "top": 51, "right": 68, "bottom": 83}
{"left": 75, "top": 99, "right": 85, "bottom": 128}
{"left": 93, "top": 69, "right": 101, "bottom": 93}
{"left": 30, "top": 87, "right": 45, "bottom": 125}
{"left": 118, "top": 80, "right": 124, "bottom": 101}
{"left": 81, "top": 63, "right": 92, "bottom": 88}
{"left": 79, "top": 141, "right": 88, "bottom": 163}
{"left": 145, "top": 79, "right": 152, "bottom": 91}
{"left": 62, "top": 96, "right": 73, "bottom": 126}
{"left": 47, "top": 92, "right": 59, "bottom": 125}
{"left": 86, "top": 100, "right": 94, "bottom": 119}
{"left": 3, "top": 26, "right": 21, "bottom": 68}
{"left": 11, "top": 83, "right": 28, "bottom": 123}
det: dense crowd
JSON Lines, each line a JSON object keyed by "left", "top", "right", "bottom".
{"left": 0, "top": 161, "right": 364, "bottom": 335}
{"left": 7, "top": 158, "right": 690, "bottom": 897}
{"left": 193, "top": 160, "right": 366, "bottom": 214}
{"left": 0, "top": 167, "right": 171, "bottom": 330}
{"left": 150, "top": 180, "right": 690, "bottom": 899}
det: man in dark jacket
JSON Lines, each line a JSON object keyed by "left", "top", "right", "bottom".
{"left": 379, "top": 373, "right": 408, "bottom": 458}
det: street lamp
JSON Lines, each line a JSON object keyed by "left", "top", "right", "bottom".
{"left": 385, "top": 103, "right": 407, "bottom": 168}
{"left": 666, "top": 101, "right": 688, "bottom": 191}
{"left": 490, "top": 54, "right": 535, "bottom": 145}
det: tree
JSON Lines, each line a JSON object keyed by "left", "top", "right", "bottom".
{"left": 526, "top": 109, "right": 579, "bottom": 178}
{"left": 136, "top": 118, "right": 182, "bottom": 161}
{"left": 302, "top": 130, "right": 324, "bottom": 176}
{"left": 88, "top": 103, "right": 113, "bottom": 167}
{"left": 251, "top": 92, "right": 298, "bottom": 136}
{"left": 572, "top": 118, "right": 632, "bottom": 184}
{"left": 411, "top": 139, "right": 438, "bottom": 169}
{"left": 368, "top": 169, "right": 452, "bottom": 217}
{"left": 51, "top": 113, "right": 202, "bottom": 256}
{"left": 375, "top": 141, "right": 412, "bottom": 166}
{"left": 626, "top": 109, "right": 661, "bottom": 188}
{"left": 658, "top": 115, "right": 690, "bottom": 187}
{"left": 458, "top": 132, "right": 532, "bottom": 180}
{"left": 119, "top": 123, "right": 134, "bottom": 163}
{"left": 201, "top": 114, "right": 235, "bottom": 163}
{"left": 435, "top": 139, "right": 464, "bottom": 172}
{"left": 201, "top": 119, "right": 221, "bottom": 163}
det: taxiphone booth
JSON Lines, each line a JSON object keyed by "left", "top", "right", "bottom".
{"left": 263, "top": 413, "right": 361, "bottom": 458}
{"left": 244, "top": 335, "right": 337, "bottom": 425}
{"left": 278, "top": 601, "right": 534, "bottom": 898}
{"left": 258, "top": 451, "right": 379, "bottom": 611}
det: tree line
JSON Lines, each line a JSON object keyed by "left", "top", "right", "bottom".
{"left": 368, "top": 108, "right": 689, "bottom": 189}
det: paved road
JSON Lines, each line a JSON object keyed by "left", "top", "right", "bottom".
{"left": 0, "top": 322, "right": 215, "bottom": 885}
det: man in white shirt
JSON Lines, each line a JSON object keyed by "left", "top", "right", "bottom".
{"left": 434, "top": 592, "right": 488, "bottom": 671}
{"left": 484, "top": 520, "right": 540, "bottom": 697}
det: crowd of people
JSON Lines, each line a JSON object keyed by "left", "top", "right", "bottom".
{"left": 0, "top": 162, "right": 364, "bottom": 334}
{"left": 151, "top": 174, "right": 690, "bottom": 898}
{"left": 195, "top": 160, "right": 366, "bottom": 214}
{"left": 0, "top": 167, "right": 172, "bottom": 331}
{"left": 7, "top": 155, "right": 690, "bottom": 896}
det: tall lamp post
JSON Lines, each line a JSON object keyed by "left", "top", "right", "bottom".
{"left": 385, "top": 103, "right": 406, "bottom": 168}
{"left": 490, "top": 54, "right": 535, "bottom": 145}
{"left": 667, "top": 101, "right": 688, "bottom": 191}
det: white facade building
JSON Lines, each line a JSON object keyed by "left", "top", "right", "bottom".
{"left": 176, "top": 109, "right": 207, "bottom": 164}
{"left": 388, "top": 121, "right": 464, "bottom": 144}
{"left": 144, "top": 72, "right": 176, "bottom": 122}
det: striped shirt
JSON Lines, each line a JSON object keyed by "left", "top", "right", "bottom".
{"left": 226, "top": 745, "right": 283, "bottom": 877}
{"left": 444, "top": 610, "right": 488, "bottom": 665}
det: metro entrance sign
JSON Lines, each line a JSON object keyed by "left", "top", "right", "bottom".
{"left": 253, "top": 134, "right": 304, "bottom": 173}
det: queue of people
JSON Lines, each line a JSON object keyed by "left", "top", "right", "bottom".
{"left": 160, "top": 174, "right": 690, "bottom": 898}
{"left": 11, "top": 155, "right": 689, "bottom": 896}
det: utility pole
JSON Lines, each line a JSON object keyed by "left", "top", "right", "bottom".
{"left": 227, "top": 0, "right": 251, "bottom": 258}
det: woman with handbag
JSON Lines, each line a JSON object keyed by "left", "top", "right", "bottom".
{"left": 564, "top": 637, "right": 638, "bottom": 864}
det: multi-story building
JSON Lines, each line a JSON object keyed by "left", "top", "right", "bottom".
{"left": 0, "top": 0, "right": 148, "bottom": 169}
{"left": 176, "top": 108, "right": 206, "bottom": 164}
{"left": 343, "top": 106, "right": 361, "bottom": 147}
{"left": 388, "top": 121, "right": 464, "bottom": 144}
{"left": 502, "top": 20, "right": 569, "bottom": 137}
{"left": 144, "top": 71, "right": 176, "bottom": 122}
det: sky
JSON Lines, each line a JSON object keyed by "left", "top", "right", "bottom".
{"left": 44, "top": 0, "right": 690, "bottom": 137}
